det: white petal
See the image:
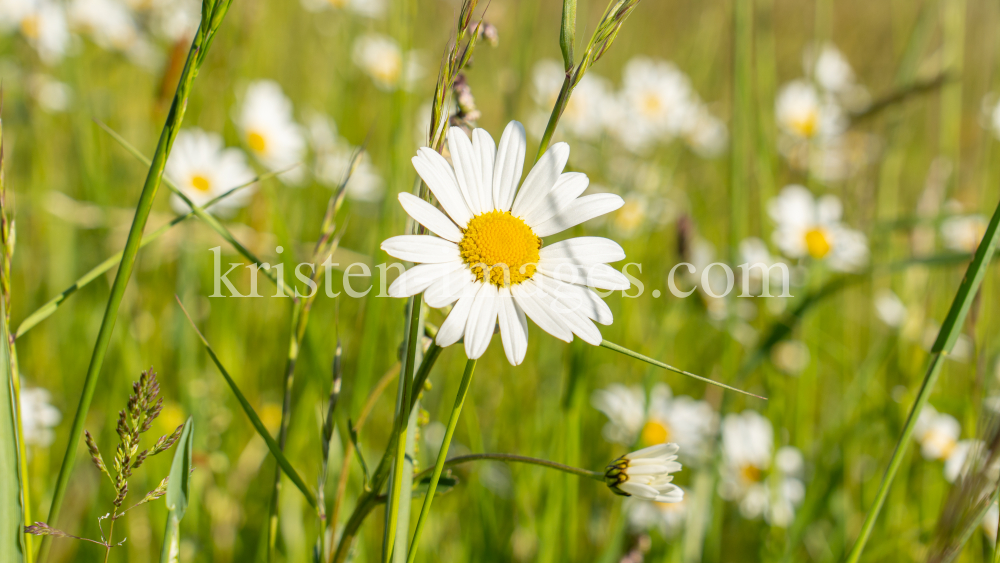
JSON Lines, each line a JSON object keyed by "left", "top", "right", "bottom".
{"left": 436, "top": 285, "right": 479, "bottom": 347}
{"left": 398, "top": 193, "right": 463, "bottom": 242}
{"left": 539, "top": 237, "right": 626, "bottom": 265}
{"left": 387, "top": 261, "right": 465, "bottom": 298}
{"left": 423, "top": 267, "right": 475, "bottom": 308}
{"left": 618, "top": 482, "right": 659, "bottom": 500}
{"left": 510, "top": 281, "right": 573, "bottom": 342}
{"left": 447, "top": 127, "right": 483, "bottom": 215}
{"left": 473, "top": 128, "right": 496, "bottom": 214}
{"left": 497, "top": 288, "right": 528, "bottom": 365}
{"left": 381, "top": 235, "right": 460, "bottom": 264}
{"left": 412, "top": 149, "right": 472, "bottom": 228}
{"left": 493, "top": 121, "right": 527, "bottom": 211}
{"left": 534, "top": 274, "right": 613, "bottom": 325}
{"left": 533, "top": 193, "right": 625, "bottom": 237}
{"left": 464, "top": 282, "right": 500, "bottom": 359}
{"left": 521, "top": 172, "right": 589, "bottom": 228}
{"left": 541, "top": 291, "right": 602, "bottom": 345}
{"left": 511, "top": 142, "right": 570, "bottom": 219}
{"left": 536, "top": 263, "right": 630, "bottom": 291}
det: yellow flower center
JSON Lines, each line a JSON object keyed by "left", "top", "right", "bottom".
{"left": 247, "top": 131, "right": 267, "bottom": 153}
{"left": 641, "top": 92, "right": 663, "bottom": 117}
{"left": 640, "top": 419, "right": 671, "bottom": 447}
{"left": 804, "top": 227, "right": 832, "bottom": 259}
{"left": 739, "top": 464, "right": 762, "bottom": 484}
{"left": 191, "top": 174, "right": 212, "bottom": 192}
{"left": 791, "top": 110, "right": 819, "bottom": 138}
{"left": 459, "top": 211, "right": 541, "bottom": 287}
{"left": 326, "top": 0, "right": 348, "bottom": 6}
{"left": 372, "top": 58, "right": 402, "bottom": 87}
{"left": 20, "top": 15, "right": 39, "bottom": 39}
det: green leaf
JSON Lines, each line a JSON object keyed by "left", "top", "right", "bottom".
{"left": 412, "top": 474, "right": 458, "bottom": 497}
{"left": 0, "top": 310, "right": 25, "bottom": 561}
{"left": 159, "top": 417, "right": 193, "bottom": 563}
{"left": 347, "top": 420, "right": 370, "bottom": 491}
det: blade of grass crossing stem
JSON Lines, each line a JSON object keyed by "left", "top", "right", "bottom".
{"left": 599, "top": 340, "right": 766, "bottom": 399}
{"left": 0, "top": 308, "right": 25, "bottom": 561}
{"left": 406, "top": 359, "right": 477, "bottom": 563}
{"left": 175, "top": 297, "right": 318, "bottom": 509}
{"left": 845, "top": 193, "right": 1000, "bottom": 563}
{"left": 41, "top": 4, "right": 235, "bottom": 555}
{"left": 159, "top": 418, "right": 194, "bottom": 563}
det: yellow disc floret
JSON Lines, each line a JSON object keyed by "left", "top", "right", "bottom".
{"left": 459, "top": 211, "right": 541, "bottom": 287}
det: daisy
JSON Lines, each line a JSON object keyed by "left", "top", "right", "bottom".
{"left": 914, "top": 405, "right": 961, "bottom": 461}
{"left": 237, "top": 80, "right": 307, "bottom": 185}
{"left": 19, "top": 385, "right": 62, "bottom": 447}
{"left": 625, "top": 490, "right": 687, "bottom": 538}
{"left": 382, "top": 121, "right": 628, "bottom": 365}
{"left": 352, "top": 33, "right": 422, "bottom": 92}
{"left": 941, "top": 214, "right": 987, "bottom": 253}
{"left": 808, "top": 44, "right": 855, "bottom": 94}
{"left": 768, "top": 185, "right": 868, "bottom": 272}
{"left": 774, "top": 80, "right": 844, "bottom": 141}
{"left": 613, "top": 57, "right": 696, "bottom": 153}
{"left": 943, "top": 439, "right": 984, "bottom": 483}
{"left": 605, "top": 443, "right": 684, "bottom": 503}
{"left": 300, "top": 0, "right": 385, "bottom": 18}
{"left": 0, "top": 0, "right": 70, "bottom": 65}
{"left": 592, "top": 383, "right": 718, "bottom": 462}
{"left": 69, "top": 0, "right": 157, "bottom": 67}
{"left": 165, "top": 128, "right": 256, "bottom": 216}
{"left": 531, "top": 59, "right": 612, "bottom": 141}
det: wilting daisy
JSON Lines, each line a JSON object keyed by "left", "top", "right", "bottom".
{"left": 605, "top": 443, "right": 684, "bottom": 503}
{"left": 769, "top": 185, "right": 868, "bottom": 272}
{"left": 0, "top": 0, "right": 70, "bottom": 65}
{"left": 774, "top": 80, "right": 845, "bottom": 141}
{"left": 352, "top": 33, "right": 422, "bottom": 92}
{"left": 382, "top": 121, "right": 628, "bottom": 365}
{"left": 19, "top": 385, "right": 62, "bottom": 447}
{"left": 237, "top": 80, "right": 307, "bottom": 185}
{"left": 165, "top": 128, "right": 256, "bottom": 216}
{"left": 531, "top": 59, "right": 612, "bottom": 141}
{"left": 914, "top": 405, "right": 961, "bottom": 461}
{"left": 625, "top": 491, "right": 687, "bottom": 537}
{"left": 941, "top": 214, "right": 987, "bottom": 253}
{"left": 592, "top": 383, "right": 717, "bottom": 462}
{"left": 719, "top": 410, "right": 806, "bottom": 527}
{"left": 612, "top": 57, "right": 695, "bottom": 153}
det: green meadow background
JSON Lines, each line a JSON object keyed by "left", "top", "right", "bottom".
{"left": 5, "top": 0, "right": 1000, "bottom": 561}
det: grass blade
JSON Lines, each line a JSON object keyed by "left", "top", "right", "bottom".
{"left": 159, "top": 417, "right": 194, "bottom": 563}
{"left": 0, "top": 307, "right": 25, "bottom": 561}
{"left": 174, "top": 297, "right": 318, "bottom": 509}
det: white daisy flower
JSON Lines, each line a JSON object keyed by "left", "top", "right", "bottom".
{"left": 605, "top": 443, "right": 684, "bottom": 503}
{"left": 808, "top": 44, "right": 855, "bottom": 94}
{"left": 613, "top": 57, "right": 696, "bottom": 153}
{"left": 625, "top": 490, "right": 688, "bottom": 537}
{"left": 352, "top": 33, "right": 422, "bottom": 92}
{"left": 874, "top": 289, "right": 908, "bottom": 328}
{"left": 19, "top": 386, "right": 62, "bottom": 447}
{"left": 941, "top": 214, "right": 987, "bottom": 254}
{"left": 592, "top": 383, "right": 718, "bottom": 462}
{"left": 237, "top": 80, "right": 307, "bottom": 185}
{"left": 300, "top": 0, "right": 385, "bottom": 18}
{"left": 914, "top": 405, "right": 961, "bottom": 461}
{"left": 165, "top": 128, "right": 256, "bottom": 216}
{"left": 531, "top": 59, "right": 612, "bottom": 141}
{"left": 382, "top": 122, "right": 628, "bottom": 365}
{"left": 307, "top": 114, "right": 384, "bottom": 202}
{"left": 768, "top": 185, "right": 868, "bottom": 272}
{"left": 0, "top": 0, "right": 70, "bottom": 65}
{"left": 775, "top": 80, "right": 845, "bottom": 141}
{"left": 69, "top": 0, "right": 157, "bottom": 66}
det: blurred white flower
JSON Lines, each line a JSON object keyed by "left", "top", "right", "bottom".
{"left": 352, "top": 34, "right": 422, "bottom": 92}
{"left": 300, "top": 0, "right": 385, "bottom": 18}
{"left": 613, "top": 57, "right": 695, "bottom": 153}
{"left": 308, "top": 115, "right": 385, "bottom": 202}
{"left": 775, "top": 80, "right": 845, "bottom": 141}
{"left": 605, "top": 443, "right": 684, "bottom": 503}
{"left": 771, "top": 340, "right": 810, "bottom": 375}
{"left": 27, "top": 73, "right": 72, "bottom": 112}
{"left": 625, "top": 491, "right": 687, "bottom": 537}
{"left": 941, "top": 214, "right": 987, "bottom": 254}
{"left": 680, "top": 103, "right": 728, "bottom": 158}
{"left": 531, "top": 59, "right": 612, "bottom": 141}
{"left": 874, "top": 289, "right": 908, "bottom": 328}
{"left": 238, "top": 80, "right": 307, "bottom": 185}
{"left": 921, "top": 322, "right": 973, "bottom": 362}
{"left": 769, "top": 185, "right": 868, "bottom": 272}
{"left": 70, "top": 0, "right": 157, "bottom": 67}
{"left": 165, "top": 128, "right": 256, "bottom": 216}
{"left": 0, "top": 0, "right": 70, "bottom": 64}
{"left": 19, "top": 386, "right": 61, "bottom": 447}
{"left": 985, "top": 502, "right": 999, "bottom": 542}
{"left": 914, "top": 405, "right": 960, "bottom": 461}
{"left": 808, "top": 44, "right": 854, "bottom": 94}
{"left": 943, "top": 439, "right": 984, "bottom": 483}
{"left": 592, "top": 383, "right": 718, "bottom": 462}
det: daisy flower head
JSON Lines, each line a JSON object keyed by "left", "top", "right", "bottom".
{"left": 237, "top": 80, "right": 307, "bottom": 185}
{"left": 914, "top": 405, "right": 961, "bottom": 461}
{"left": 1, "top": 0, "right": 70, "bottom": 65}
{"left": 807, "top": 43, "right": 855, "bottom": 94}
{"left": 352, "top": 33, "right": 422, "bottom": 92}
{"left": 605, "top": 443, "right": 684, "bottom": 503}
{"left": 614, "top": 57, "right": 695, "bottom": 153}
{"left": 165, "top": 128, "right": 256, "bottom": 216}
{"left": 531, "top": 59, "right": 612, "bottom": 141}
{"left": 19, "top": 385, "right": 62, "bottom": 447}
{"left": 381, "top": 122, "right": 628, "bottom": 365}
{"left": 941, "top": 214, "right": 987, "bottom": 254}
{"left": 768, "top": 185, "right": 868, "bottom": 272}
{"left": 70, "top": 0, "right": 157, "bottom": 67}
{"left": 775, "top": 80, "right": 845, "bottom": 141}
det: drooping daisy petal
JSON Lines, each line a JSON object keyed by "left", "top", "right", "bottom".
{"left": 534, "top": 193, "right": 625, "bottom": 237}
{"left": 448, "top": 127, "right": 484, "bottom": 215}
{"left": 398, "top": 193, "right": 463, "bottom": 242}
{"left": 510, "top": 281, "right": 573, "bottom": 342}
{"left": 464, "top": 282, "right": 500, "bottom": 359}
{"left": 412, "top": 149, "right": 472, "bottom": 228}
{"left": 497, "top": 288, "right": 528, "bottom": 365}
{"left": 510, "top": 142, "right": 570, "bottom": 219}
{"left": 535, "top": 274, "right": 613, "bottom": 325}
{"left": 381, "top": 235, "right": 460, "bottom": 263}
{"left": 423, "top": 267, "right": 476, "bottom": 308}
{"left": 521, "top": 172, "right": 590, "bottom": 227}
{"left": 473, "top": 128, "right": 496, "bottom": 214}
{"left": 539, "top": 237, "right": 626, "bottom": 265}
{"left": 493, "top": 121, "right": 527, "bottom": 211}
{"left": 387, "top": 261, "right": 465, "bottom": 298}
{"left": 436, "top": 285, "right": 478, "bottom": 347}
{"left": 537, "top": 262, "right": 630, "bottom": 291}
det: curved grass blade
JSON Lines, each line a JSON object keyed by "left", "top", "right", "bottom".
{"left": 175, "top": 297, "right": 317, "bottom": 509}
{"left": 159, "top": 417, "right": 193, "bottom": 563}
{"left": 0, "top": 306, "right": 25, "bottom": 562}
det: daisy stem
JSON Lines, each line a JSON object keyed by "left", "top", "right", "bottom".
{"left": 845, "top": 192, "right": 1000, "bottom": 563}
{"left": 406, "top": 358, "right": 478, "bottom": 563}
{"left": 40, "top": 2, "right": 234, "bottom": 557}
{"left": 409, "top": 453, "right": 605, "bottom": 484}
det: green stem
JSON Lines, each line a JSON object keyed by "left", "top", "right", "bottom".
{"left": 845, "top": 190, "right": 1000, "bottom": 563}
{"left": 39, "top": 6, "right": 233, "bottom": 556}
{"left": 411, "top": 453, "right": 604, "bottom": 484}
{"left": 406, "top": 359, "right": 477, "bottom": 563}
{"left": 559, "top": 0, "right": 577, "bottom": 71}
